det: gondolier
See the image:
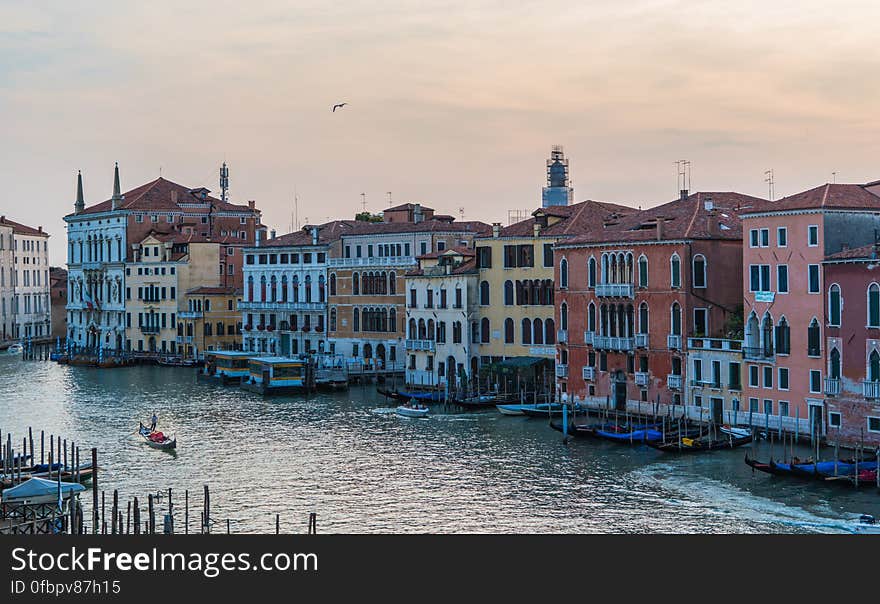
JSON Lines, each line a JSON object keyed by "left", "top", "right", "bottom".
{"left": 150, "top": 412, "right": 158, "bottom": 432}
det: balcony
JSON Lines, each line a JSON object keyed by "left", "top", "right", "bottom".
{"left": 743, "top": 346, "right": 774, "bottom": 362}
{"left": 329, "top": 256, "right": 417, "bottom": 268}
{"left": 863, "top": 380, "right": 880, "bottom": 399}
{"left": 595, "top": 283, "right": 634, "bottom": 298}
{"left": 635, "top": 371, "right": 649, "bottom": 387}
{"left": 582, "top": 366, "right": 595, "bottom": 381}
{"left": 405, "top": 339, "right": 435, "bottom": 352}
{"left": 667, "top": 334, "right": 682, "bottom": 350}
{"left": 178, "top": 311, "right": 203, "bottom": 319}
{"left": 688, "top": 338, "right": 742, "bottom": 352}
{"left": 824, "top": 377, "right": 841, "bottom": 397}
{"left": 140, "top": 325, "right": 161, "bottom": 334}
{"left": 635, "top": 333, "right": 649, "bottom": 349}
{"left": 583, "top": 331, "right": 594, "bottom": 346}
{"left": 667, "top": 374, "right": 683, "bottom": 390}
{"left": 556, "top": 364, "right": 568, "bottom": 378}
{"left": 557, "top": 329, "right": 568, "bottom": 344}
{"left": 594, "top": 335, "right": 634, "bottom": 351}
{"left": 690, "top": 379, "right": 721, "bottom": 389}
{"left": 238, "top": 301, "right": 325, "bottom": 312}
{"left": 176, "top": 335, "right": 193, "bottom": 344}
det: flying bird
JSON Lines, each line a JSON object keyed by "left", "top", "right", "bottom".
{"left": 331, "top": 102, "right": 348, "bottom": 112}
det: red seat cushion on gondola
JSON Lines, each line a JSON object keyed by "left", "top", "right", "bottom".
{"left": 149, "top": 432, "right": 166, "bottom": 442}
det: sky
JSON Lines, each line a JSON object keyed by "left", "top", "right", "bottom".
{"left": 2, "top": 0, "right": 880, "bottom": 262}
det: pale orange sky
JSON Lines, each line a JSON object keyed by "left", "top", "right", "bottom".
{"left": 2, "top": 1, "right": 880, "bottom": 261}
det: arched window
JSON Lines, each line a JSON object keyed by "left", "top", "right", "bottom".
{"left": 389, "top": 272, "right": 396, "bottom": 295}
{"left": 521, "top": 318, "right": 532, "bottom": 345}
{"left": 418, "top": 318, "right": 426, "bottom": 339}
{"left": 260, "top": 275, "right": 267, "bottom": 301}
{"left": 480, "top": 281, "right": 490, "bottom": 305}
{"left": 318, "top": 275, "right": 326, "bottom": 303}
{"left": 638, "top": 255, "right": 648, "bottom": 288}
{"left": 352, "top": 272, "right": 359, "bottom": 296}
{"left": 269, "top": 275, "right": 277, "bottom": 302}
{"left": 870, "top": 349, "right": 880, "bottom": 382}
{"left": 291, "top": 275, "right": 299, "bottom": 302}
{"left": 247, "top": 276, "right": 254, "bottom": 301}
{"left": 427, "top": 319, "right": 435, "bottom": 341}
{"left": 480, "top": 317, "right": 490, "bottom": 343}
{"left": 533, "top": 318, "right": 544, "bottom": 344}
{"left": 828, "top": 284, "right": 841, "bottom": 326}
{"left": 670, "top": 302, "right": 681, "bottom": 336}
{"left": 560, "top": 258, "right": 568, "bottom": 288}
{"left": 545, "top": 319, "right": 556, "bottom": 344}
{"left": 692, "top": 254, "right": 706, "bottom": 288}
{"left": 587, "top": 302, "right": 596, "bottom": 333}
{"left": 504, "top": 318, "right": 514, "bottom": 343}
{"left": 561, "top": 302, "right": 568, "bottom": 331}
{"left": 670, "top": 254, "right": 681, "bottom": 288}
{"left": 745, "top": 311, "right": 760, "bottom": 351}
{"left": 504, "top": 280, "right": 514, "bottom": 305}
{"left": 588, "top": 257, "right": 597, "bottom": 288}
{"left": 869, "top": 283, "right": 880, "bottom": 328}
{"left": 353, "top": 308, "right": 360, "bottom": 332}
{"left": 761, "top": 313, "right": 774, "bottom": 356}
{"left": 808, "top": 318, "right": 821, "bottom": 356}
{"left": 639, "top": 302, "right": 649, "bottom": 334}
{"left": 281, "top": 275, "right": 288, "bottom": 302}
{"left": 775, "top": 316, "right": 791, "bottom": 355}
{"left": 304, "top": 275, "right": 312, "bottom": 303}
{"left": 830, "top": 347, "right": 841, "bottom": 379}
{"left": 330, "top": 308, "right": 337, "bottom": 332}
{"left": 408, "top": 318, "right": 417, "bottom": 339}
{"left": 329, "top": 273, "right": 337, "bottom": 296}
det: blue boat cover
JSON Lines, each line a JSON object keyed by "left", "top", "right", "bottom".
{"left": 1, "top": 477, "right": 85, "bottom": 502}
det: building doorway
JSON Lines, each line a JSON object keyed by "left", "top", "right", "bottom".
{"left": 613, "top": 370, "right": 627, "bottom": 411}
{"left": 710, "top": 397, "right": 724, "bottom": 425}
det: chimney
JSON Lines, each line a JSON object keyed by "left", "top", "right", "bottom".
{"left": 38, "top": 226, "right": 43, "bottom": 233}
{"left": 270, "top": 229, "right": 276, "bottom": 240}
{"left": 248, "top": 200, "right": 255, "bottom": 210}
{"left": 706, "top": 209, "right": 717, "bottom": 236}
{"left": 492, "top": 222, "right": 501, "bottom": 238}
{"left": 533, "top": 222, "right": 541, "bottom": 238}
{"left": 171, "top": 190, "right": 178, "bottom": 204}
{"left": 311, "top": 227, "right": 319, "bottom": 245}
{"left": 656, "top": 216, "right": 665, "bottom": 241}
{"left": 413, "top": 203, "right": 423, "bottom": 224}
{"left": 680, "top": 189, "right": 689, "bottom": 201}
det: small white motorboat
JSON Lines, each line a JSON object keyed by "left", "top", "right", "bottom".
{"left": 396, "top": 401, "right": 429, "bottom": 418}
{"left": 719, "top": 425, "right": 751, "bottom": 439}
{"left": 853, "top": 514, "right": 880, "bottom": 535}
{"left": 496, "top": 404, "right": 526, "bottom": 416}
{"left": 6, "top": 343, "right": 23, "bottom": 355}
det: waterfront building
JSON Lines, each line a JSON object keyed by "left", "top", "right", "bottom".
{"left": 180, "top": 286, "right": 242, "bottom": 358}
{"left": 404, "top": 247, "right": 479, "bottom": 389}
{"left": 822, "top": 242, "right": 880, "bottom": 448}
{"left": 50, "top": 267, "right": 68, "bottom": 339}
{"left": 556, "top": 191, "right": 768, "bottom": 412}
{"left": 740, "top": 181, "right": 880, "bottom": 440}
{"left": 0, "top": 216, "right": 52, "bottom": 342}
{"left": 240, "top": 224, "right": 343, "bottom": 356}
{"left": 685, "top": 336, "right": 744, "bottom": 424}
{"left": 541, "top": 146, "right": 574, "bottom": 208}
{"left": 65, "top": 165, "right": 264, "bottom": 353}
{"left": 327, "top": 208, "right": 490, "bottom": 371}
{"left": 473, "top": 201, "right": 633, "bottom": 368}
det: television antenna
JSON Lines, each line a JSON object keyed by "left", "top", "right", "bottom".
{"left": 360, "top": 192, "right": 367, "bottom": 212}
{"left": 764, "top": 169, "right": 775, "bottom": 200}
{"left": 675, "top": 160, "right": 691, "bottom": 194}
{"left": 386, "top": 192, "right": 393, "bottom": 206}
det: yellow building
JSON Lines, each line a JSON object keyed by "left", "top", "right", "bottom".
{"left": 180, "top": 286, "right": 242, "bottom": 359}
{"left": 474, "top": 202, "right": 632, "bottom": 364}
{"left": 124, "top": 231, "right": 221, "bottom": 355}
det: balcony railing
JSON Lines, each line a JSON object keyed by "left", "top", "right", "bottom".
{"left": 743, "top": 346, "right": 775, "bottom": 362}
{"left": 667, "top": 334, "right": 682, "bottom": 350}
{"left": 140, "top": 325, "right": 161, "bottom": 334}
{"left": 635, "top": 371, "right": 649, "bottom": 386}
{"left": 667, "top": 374, "right": 683, "bottom": 390}
{"left": 690, "top": 379, "right": 721, "bottom": 389}
{"left": 405, "top": 339, "right": 435, "bottom": 351}
{"left": 238, "top": 301, "right": 325, "bottom": 311}
{"left": 583, "top": 331, "right": 594, "bottom": 346}
{"left": 176, "top": 335, "right": 193, "bottom": 343}
{"left": 329, "top": 256, "right": 417, "bottom": 268}
{"left": 593, "top": 335, "right": 634, "bottom": 351}
{"left": 824, "top": 377, "right": 841, "bottom": 397}
{"left": 863, "top": 380, "right": 880, "bottom": 399}
{"left": 635, "top": 333, "right": 649, "bottom": 348}
{"left": 557, "top": 330, "right": 568, "bottom": 344}
{"left": 582, "top": 366, "right": 595, "bottom": 381}
{"left": 556, "top": 364, "right": 568, "bottom": 378}
{"left": 594, "top": 283, "right": 635, "bottom": 298}
{"left": 688, "top": 338, "right": 742, "bottom": 352}
{"left": 178, "top": 311, "right": 203, "bottom": 319}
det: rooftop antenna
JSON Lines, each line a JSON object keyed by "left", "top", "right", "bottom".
{"left": 675, "top": 160, "right": 691, "bottom": 198}
{"left": 386, "top": 192, "right": 393, "bottom": 207}
{"left": 832, "top": 171, "right": 837, "bottom": 184}
{"left": 360, "top": 192, "right": 367, "bottom": 212}
{"left": 764, "top": 169, "right": 775, "bottom": 200}
{"left": 220, "top": 162, "right": 229, "bottom": 203}
{"left": 292, "top": 185, "right": 299, "bottom": 232}
{"left": 458, "top": 207, "right": 465, "bottom": 221}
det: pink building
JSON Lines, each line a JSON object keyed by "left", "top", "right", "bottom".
{"left": 740, "top": 182, "right": 880, "bottom": 441}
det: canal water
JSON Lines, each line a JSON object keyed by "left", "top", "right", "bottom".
{"left": 1, "top": 355, "right": 877, "bottom": 533}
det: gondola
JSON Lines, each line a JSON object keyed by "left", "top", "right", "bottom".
{"left": 138, "top": 423, "right": 177, "bottom": 450}
{"left": 376, "top": 388, "right": 411, "bottom": 403}
{"left": 377, "top": 388, "right": 449, "bottom": 404}
{"left": 449, "top": 395, "right": 499, "bottom": 409}
{"left": 519, "top": 403, "right": 568, "bottom": 418}
{"left": 647, "top": 433, "right": 753, "bottom": 453}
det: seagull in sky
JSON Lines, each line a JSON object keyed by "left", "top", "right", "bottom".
{"left": 331, "top": 102, "right": 348, "bottom": 112}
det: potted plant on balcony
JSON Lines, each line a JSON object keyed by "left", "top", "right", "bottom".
{"left": 315, "top": 326, "right": 323, "bottom": 332}
{"left": 266, "top": 325, "right": 275, "bottom": 332}
{"left": 257, "top": 324, "right": 265, "bottom": 331}
{"left": 302, "top": 326, "right": 311, "bottom": 332}
{"left": 244, "top": 324, "right": 252, "bottom": 331}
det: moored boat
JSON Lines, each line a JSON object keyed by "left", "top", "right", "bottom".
{"left": 853, "top": 514, "right": 880, "bottom": 534}
{"left": 648, "top": 433, "right": 753, "bottom": 453}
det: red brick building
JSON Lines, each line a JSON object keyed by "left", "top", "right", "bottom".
{"left": 555, "top": 191, "right": 768, "bottom": 411}
{"left": 822, "top": 242, "right": 880, "bottom": 447}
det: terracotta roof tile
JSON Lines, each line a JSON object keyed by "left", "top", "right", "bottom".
{"left": 757, "top": 183, "right": 880, "bottom": 213}
{"left": 0, "top": 216, "right": 48, "bottom": 237}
